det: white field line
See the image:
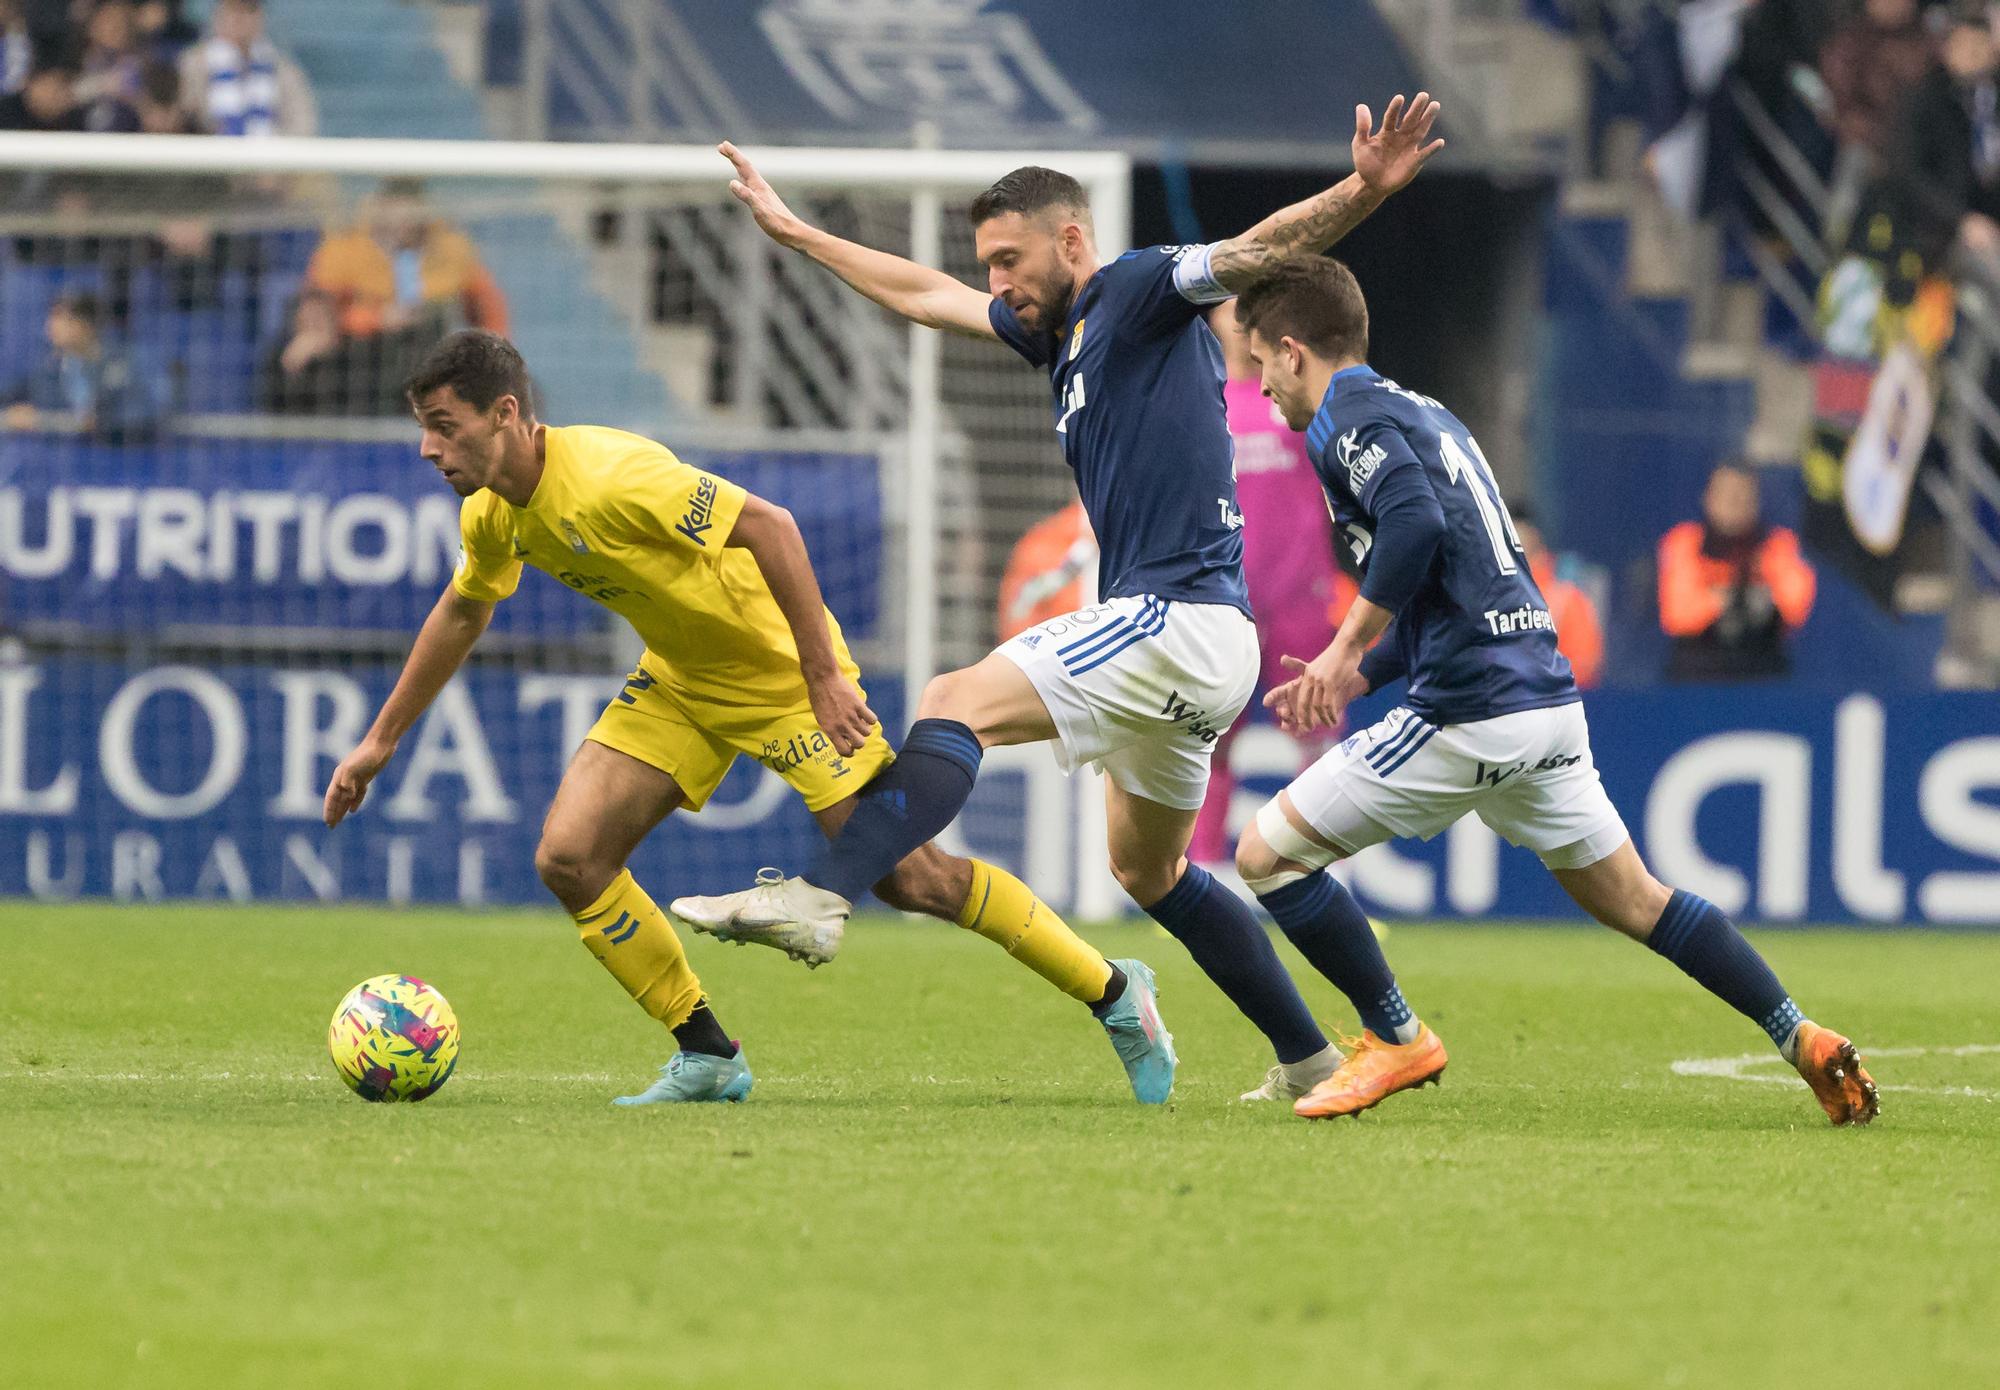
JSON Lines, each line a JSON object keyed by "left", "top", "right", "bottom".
{"left": 1671, "top": 1044, "right": 2000, "bottom": 1100}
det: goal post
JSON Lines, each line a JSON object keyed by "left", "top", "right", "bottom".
{"left": 0, "top": 131, "right": 1131, "bottom": 914}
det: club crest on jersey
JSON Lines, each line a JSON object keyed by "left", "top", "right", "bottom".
{"left": 1336, "top": 428, "right": 1386, "bottom": 492}
{"left": 676, "top": 475, "right": 720, "bottom": 545}
{"left": 558, "top": 518, "right": 590, "bottom": 554}
{"left": 1069, "top": 318, "right": 1086, "bottom": 362}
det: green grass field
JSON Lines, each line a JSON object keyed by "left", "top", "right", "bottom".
{"left": 4, "top": 904, "right": 1996, "bottom": 1389}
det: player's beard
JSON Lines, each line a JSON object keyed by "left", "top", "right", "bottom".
{"left": 1025, "top": 268, "right": 1077, "bottom": 332}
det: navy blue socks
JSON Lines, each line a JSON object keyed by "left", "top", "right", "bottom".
{"left": 1649, "top": 890, "right": 1803, "bottom": 1051}
{"left": 1145, "top": 864, "right": 1328, "bottom": 1064}
{"left": 1257, "top": 871, "right": 1418, "bottom": 1044}
{"left": 805, "top": 718, "right": 982, "bottom": 903}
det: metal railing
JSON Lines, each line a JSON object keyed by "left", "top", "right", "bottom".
{"left": 1711, "top": 74, "right": 2000, "bottom": 666}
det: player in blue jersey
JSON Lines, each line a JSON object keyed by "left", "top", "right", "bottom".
{"left": 1227, "top": 257, "right": 1879, "bottom": 1124}
{"left": 675, "top": 100, "right": 1445, "bottom": 1099}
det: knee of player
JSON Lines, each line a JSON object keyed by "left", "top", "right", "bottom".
{"left": 1107, "top": 847, "right": 1179, "bottom": 906}
{"left": 1616, "top": 872, "right": 1676, "bottom": 939}
{"left": 914, "top": 670, "right": 972, "bottom": 722}
{"left": 535, "top": 839, "right": 606, "bottom": 908}
{"left": 1237, "top": 797, "right": 1336, "bottom": 894}
{"left": 1233, "top": 822, "right": 1281, "bottom": 886}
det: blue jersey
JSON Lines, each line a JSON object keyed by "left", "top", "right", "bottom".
{"left": 989, "top": 245, "right": 1253, "bottom": 618}
{"left": 1306, "top": 365, "right": 1577, "bottom": 725}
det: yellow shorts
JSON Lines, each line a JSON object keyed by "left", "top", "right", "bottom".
{"left": 584, "top": 663, "right": 894, "bottom": 813}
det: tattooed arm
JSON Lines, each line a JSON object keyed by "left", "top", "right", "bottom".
{"left": 1205, "top": 93, "right": 1444, "bottom": 292}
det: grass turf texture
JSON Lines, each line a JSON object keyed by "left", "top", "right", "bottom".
{"left": 3, "top": 905, "right": 1996, "bottom": 1390}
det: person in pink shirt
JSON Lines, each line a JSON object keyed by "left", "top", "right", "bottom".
{"left": 1188, "top": 303, "right": 1344, "bottom": 866}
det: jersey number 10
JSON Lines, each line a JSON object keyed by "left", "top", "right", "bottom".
{"left": 1439, "top": 433, "right": 1524, "bottom": 575}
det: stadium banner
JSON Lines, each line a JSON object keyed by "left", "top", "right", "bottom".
{"left": 0, "top": 436, "right": 883, "bottom": 639}
{"left": 2, "top": 665, "right": 1997, "bottom": 926}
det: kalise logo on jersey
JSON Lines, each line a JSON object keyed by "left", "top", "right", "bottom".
{"left": 675, "top": 475, "right": 720, "bottom": 545}
{"left": 1335, "top": 428, "right": 1387, "bottom": 492}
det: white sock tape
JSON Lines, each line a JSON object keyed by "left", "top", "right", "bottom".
{"left": 1246, "top": 799, "right": 1337, "bottom": 894}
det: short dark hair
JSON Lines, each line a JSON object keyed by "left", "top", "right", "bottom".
{"left": 968, "top": 166, "right": 1091, "bottom": 228}
{"left": 404, "top": 330, "right": 535, "bottom": 415}
{"left": 54, "top": 291, "right": 100, "bottom": 327}
{"left": 1234, "top": 257, "right": 1370, "bottom": 364}
{"left": 140, "top": 59, "right": 179, "bottom": 107}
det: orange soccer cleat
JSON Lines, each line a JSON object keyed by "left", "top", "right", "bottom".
{"left": 1791, "top": 1023, "right": 1880, "bottom": 1126}
{"left": 1293, "top": 1025, "right": 1448, "bottom": 1120}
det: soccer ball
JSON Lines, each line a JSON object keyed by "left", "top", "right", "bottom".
{"left": 327, "top": 974, "right": 460, "bottom": 1102}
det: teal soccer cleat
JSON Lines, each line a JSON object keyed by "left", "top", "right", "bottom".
{"left": 612, "top": 1046, "right": 754, "bottom": 1106}
{"left": 1099, "top": 958, "right": 1176, "bottom": 1104}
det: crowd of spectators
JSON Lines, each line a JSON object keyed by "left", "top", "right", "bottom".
{"left": 259, "top": 178, "right": 510, "bottom": 416}
{"left": 1616, "top": 0, "right": 2000, "bottom": 298}
{"left": 0, "top": 0, "right": 312, "bottom": 137}
{"left": 0, "top": 4, "right": 510, "bottom": 429}
{"left": 1586, "top": 1, "right": 1994, "bottom": 676}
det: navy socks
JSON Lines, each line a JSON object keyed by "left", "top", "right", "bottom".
{"left": 1146, "top": 865, "right": 1328, "bottom": 1064}
{"left": 806, "top": 719, "right": 982, "bottom": 903}
{"left": 1257, "top": 872, "right": 1417, "bottom": 1044}
{"left": 1649, "top": 890, "right": 1803, "bottom": 1050}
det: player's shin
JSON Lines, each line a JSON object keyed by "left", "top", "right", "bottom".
{"left": 1251, "top": 867, "right": 1419, "bottom": 1044}
{"left": 806, "top": 719, "right": 983, "bottom": 902}
{"left": 572, "top": 868, "right": 730, "bottom": 1055}
{"left": 1145, "top": 863, "right": 1328, "bottom": 1064}
{"left": 956, "top": 858, "right": 1120, "bottom": 1008}
{"left": 1242, "top": 799, "right": 1419, "bottom": 1044}
{"left": 1646, "top": 889, "right": 1805, "bottom": 1058}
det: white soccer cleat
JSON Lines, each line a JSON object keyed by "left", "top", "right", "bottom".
{"left": 670, "top": 868, "right": 851, "bottom": 968}
{"left": 1237, "top": 1041, "right": 1344, "bottom": 1102}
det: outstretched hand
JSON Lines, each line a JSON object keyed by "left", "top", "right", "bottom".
{"left": 1264, "top": 649, "right": 1369, "bottom": 735}
{"left": 1352, "top": 92, "right": 1444, "bottom": 196}
{"left": 720, "top": 140, "right": 811, "bottom": 249}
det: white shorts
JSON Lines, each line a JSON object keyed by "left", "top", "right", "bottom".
{"left": 1284, "top": 701, "right": 1629, "bottom": 869}
{"left": 997, "top": 595, "right": 1260, "bottom": 811}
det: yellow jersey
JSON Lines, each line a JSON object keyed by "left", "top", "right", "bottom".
{"left": 452, "top": 424, "right": 859, "bottom": 706}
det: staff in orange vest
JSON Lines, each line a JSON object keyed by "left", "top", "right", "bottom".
{"left": 1658, "top": 461, "right": 1816, "bottom": 681}
{"left": 997, "top": 498, "right": 1096, "bottom": 642}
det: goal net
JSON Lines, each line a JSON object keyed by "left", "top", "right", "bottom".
{"left": 0, "top": 133, "right": 1131, "bottom": 912}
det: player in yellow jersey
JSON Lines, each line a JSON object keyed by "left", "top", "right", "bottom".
{"left": 321, "top": 330, "right": 1176, "bottom": 1105}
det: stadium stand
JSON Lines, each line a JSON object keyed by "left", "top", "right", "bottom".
{"left": 2, "top": 0, "right": 1998, "bottom": 911}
